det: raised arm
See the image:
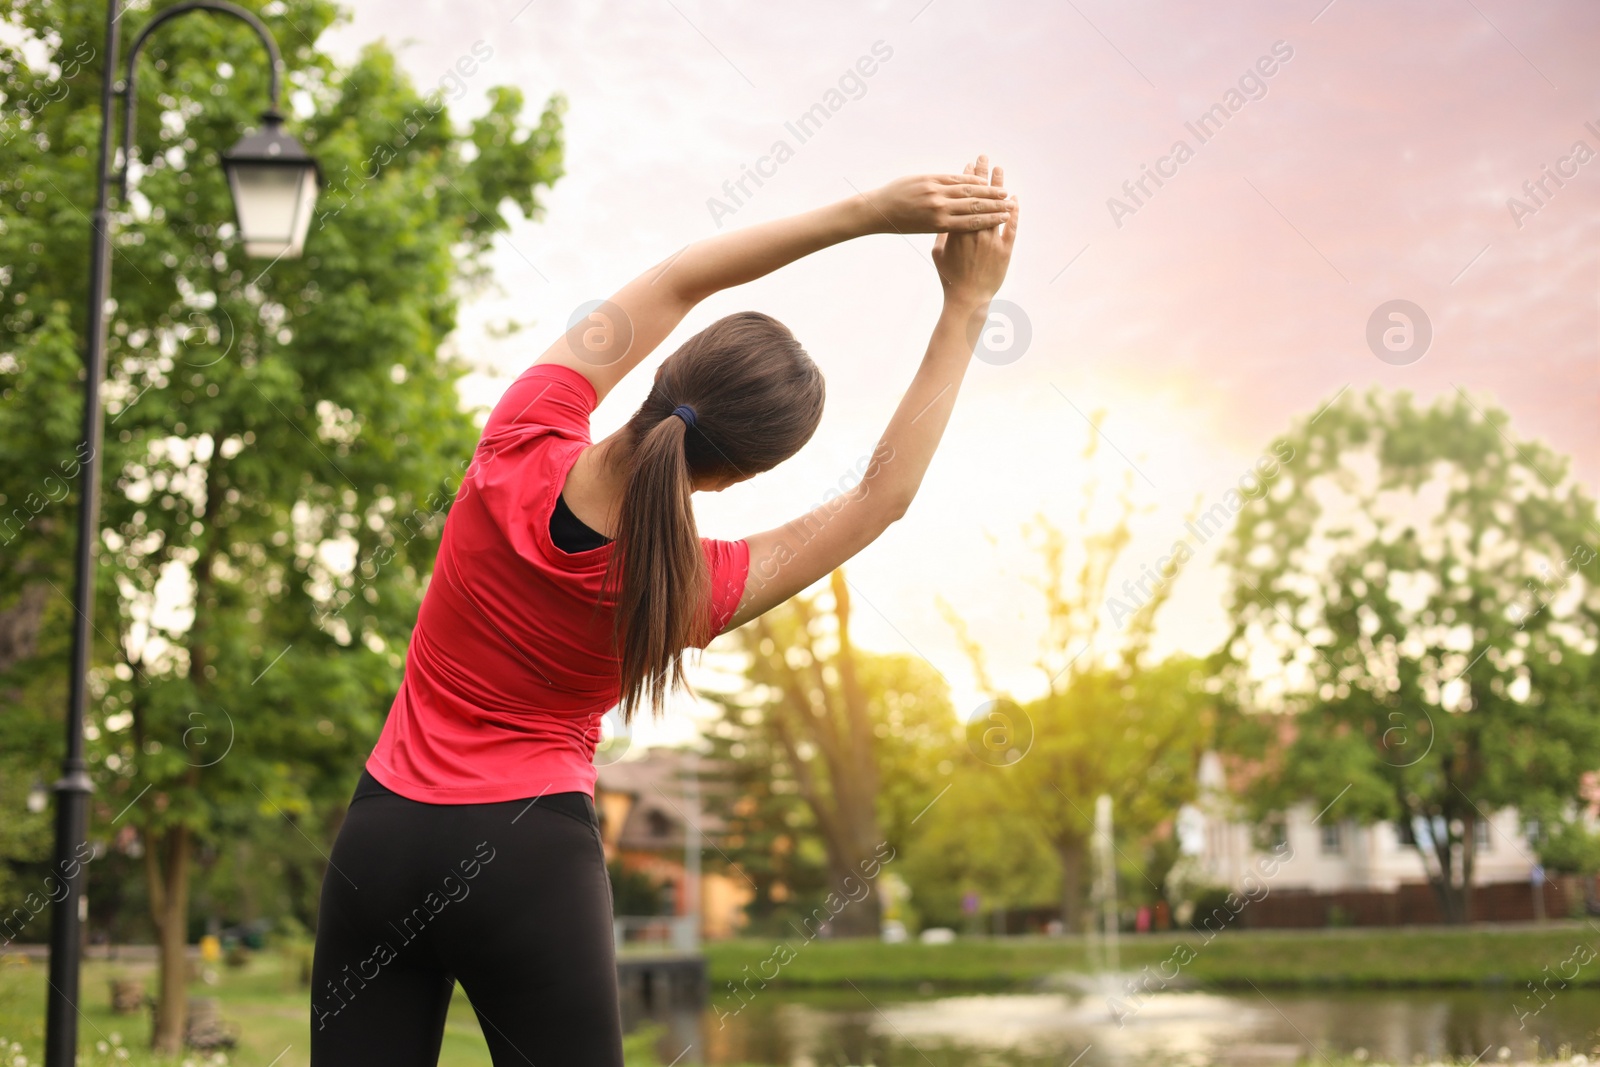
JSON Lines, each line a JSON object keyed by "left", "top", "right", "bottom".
{"left": 727, "top": 156, "right": 1020, "bottom": 629}
{"left": 536, "top": 175, "right": 1014, "bottom": 403}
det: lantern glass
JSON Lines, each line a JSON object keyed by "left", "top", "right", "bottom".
{"left": 226, "top": 161, "right": 318, "bottom": 259}
{"left": 222, "top": 115, "right": 320, "bottom": 260}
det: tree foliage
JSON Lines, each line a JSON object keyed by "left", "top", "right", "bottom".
{"left": 0, "top": 0, "right": 564, "bottom": 1047}
{"left": 1218, "top": 388, "right": 1600, "bottom": 922}
{"left": 891, "top": 763, "right": 1058, "bottom": 929}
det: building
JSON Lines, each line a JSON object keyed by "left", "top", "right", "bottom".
{"left": 594, "top": 748, "right": 752, "bottom": 941}
{"left": 1178, "top": 752, "right": 1565, "bottom": 925}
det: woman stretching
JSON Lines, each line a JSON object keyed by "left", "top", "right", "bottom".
{"left": 309, "top": 154, "right": 1018, "bottom": 1065}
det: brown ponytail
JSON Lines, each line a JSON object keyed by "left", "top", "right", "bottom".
{"left": 605, "top": 412, "right": 710, "bottom": 722}
{"left": 605, "top": 311, "right": 826, "bottom": 722}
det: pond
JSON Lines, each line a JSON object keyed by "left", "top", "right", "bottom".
{"left": 631, "top": 985, "right": 1600, "bottom": 1066}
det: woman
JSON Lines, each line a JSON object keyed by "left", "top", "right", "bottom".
{"left": 310, "top": 154, "right": 1018, "bottom": 1065}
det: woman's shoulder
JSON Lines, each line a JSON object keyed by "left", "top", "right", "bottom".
{"left": 479, "top": 363, "right": 600, "bottom": 448}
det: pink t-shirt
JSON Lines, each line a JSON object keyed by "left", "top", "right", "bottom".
{"left": 366, "top": 364, "right": 750, "bottom": 802}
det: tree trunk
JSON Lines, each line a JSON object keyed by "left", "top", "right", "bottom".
{"left": 822, "top": 572, "right": 884, "bottom": 939}
{"left": 0, "top": 582, "right": 47, "bottom": 673}
{"left": 1417, "top": 823, "right": 1472, "bottom": 924}
{"left": 1420, "top": 841, "right": 1450, "bottom": 923}
{"left": 825, "top": 853, "right": 884, "bottom": 938}
{"left": 811, "top": 786, "right": 886, "bottom": 938}
{"left": 1421, "top": 860, "right": 1469, "bottom": 923}
{"left": 1058, "top": 838, "right": 1086, "bottom": 932}
{"left": 146, "top": 824, "right": 193, "bottom": 1054}
{"left": 754, "top": 573, "right": 889, "bottom": 940}
{"left": 147, "top": 547, "right": 211, "bottom": 1050}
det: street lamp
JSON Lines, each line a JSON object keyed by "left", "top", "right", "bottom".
{"left": 223, "top": 113, "right": 321, "bottom": 258}
{"left": 45, "top": 3, "right": 318, "bottom": 1064}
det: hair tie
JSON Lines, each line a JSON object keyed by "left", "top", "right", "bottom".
{"left": 670, "top": 404, "right": 698, "bottom": 429}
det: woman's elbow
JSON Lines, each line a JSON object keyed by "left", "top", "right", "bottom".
{"left": 877, "top": 488, "right": 915, "bottom": 525}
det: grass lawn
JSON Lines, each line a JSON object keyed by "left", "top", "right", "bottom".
{"left": 705, "top": 921, "right": 1600, "bottom": 989}
{"left": 0, "top": 953, "right": 668, "bottom": 1066}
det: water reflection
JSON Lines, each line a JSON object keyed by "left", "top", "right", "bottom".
{"left": 631, "top": 986, "right": 1600, "bottom": 1066}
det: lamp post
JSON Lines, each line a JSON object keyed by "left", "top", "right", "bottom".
{"left": 45, "top": 3, "right": 318, "bottom": 1063}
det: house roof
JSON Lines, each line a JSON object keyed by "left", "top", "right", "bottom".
{"left": 595, "top": 748, "right": 728, "bottom": 851}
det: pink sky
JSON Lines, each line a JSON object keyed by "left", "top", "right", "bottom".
{"left": 321, "top": 0, "right": 1599, "bottom": 732}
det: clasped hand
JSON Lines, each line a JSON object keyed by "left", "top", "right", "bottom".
{"left": 865, "top": 155, "right": 1019, "bottom": 305}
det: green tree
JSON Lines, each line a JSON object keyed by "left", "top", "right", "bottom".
{"left": 892, "top": 766, "right": 1058, "bottom": 930}
{"left": 703, "top": 570, "right": 956, "bottom": 938}
{"left": 0, "top": 0, "right": 563, "bottom": 1049}
{"left": 1000, "top": 656, "right": 1209, "bottom": 932}
{"left": 948, "top": 431, "right": 1211, "bottom": 932}
{"left": 1535, "top": 818, "right": 1600, "bottom": 879}
{"left": 1218, "top": 389, "right": 1600, "bottom": 923}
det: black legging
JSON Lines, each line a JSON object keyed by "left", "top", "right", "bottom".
{"left": 310, "top": 771, "right": 622, "bottom": 1065}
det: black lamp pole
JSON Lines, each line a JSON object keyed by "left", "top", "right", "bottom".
{"left": 45, "top": 4, "right": 309, "bottom": 1063}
